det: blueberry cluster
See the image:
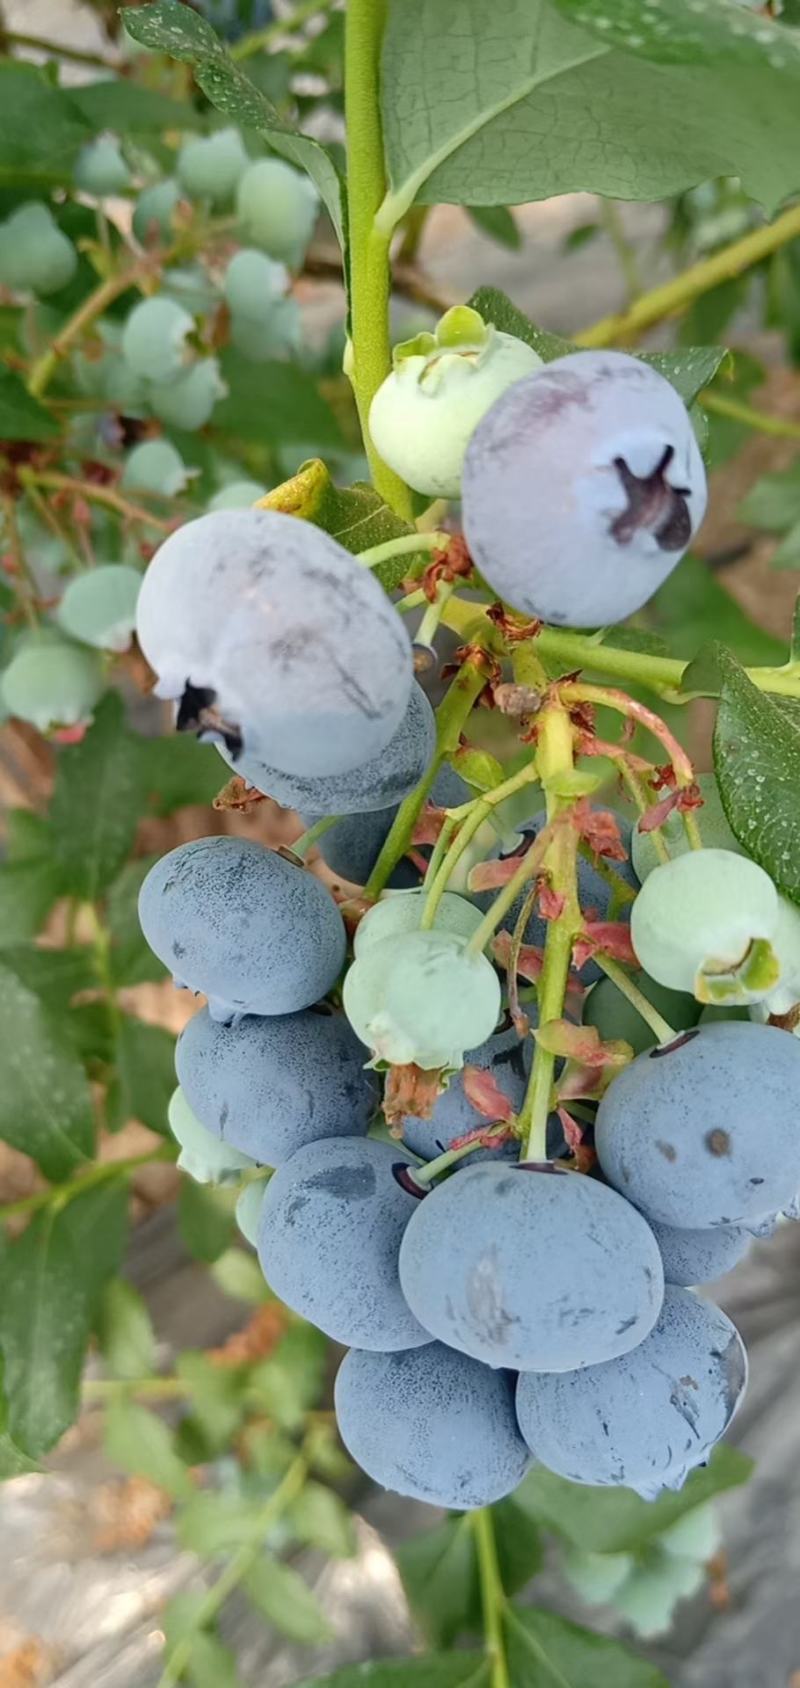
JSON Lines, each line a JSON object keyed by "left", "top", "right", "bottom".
{"left": 136, "top": 354, "right": 800, "bottom": 1515}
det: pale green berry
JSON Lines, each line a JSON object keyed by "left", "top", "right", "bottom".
{"left": 122, "top": 296, "right": 195, "bottom": 382}
{"left": 612, "top": 1553, "right": 706, "bottom": 1638}
{"left": 168, "top": 1086, "right": 254, "bottom": 1183}
{"left": 562, "top": 1547, "right": 633, "bottom": 1605}
{"left": 162, "top": 264, "right": 219, "bottom": 316}
{"left": 369, "top": 306, "right": 543, "bottom": 498}
{"left": 235, "top": 1179, "right": 267, "bottom": 1244}
{"left": 0, "top": 203, "right": 77, "bottom": 296}
{"left": 223, "top": 248, "right": 289, "bottom": 319}
{"left": 343, "top": 928, "right": 501, "bottom": 1070}
{"left": 235, "top": 157, "right": 319, "bottom": 267}
{"left": 132, "top": 178, "right": 182, "bottom": 245}
{"left": 121, "top": 438, "right": 192, "bottom": 498}
{"left": 74, "top": 136, "right": 132, "bottom": 197}
{"left": 147, "top": 356, "right": 227, "bottom": 431}
{"left": 177, "top": 127, "right": 249, "bottom": 206}
{"left": 659, "top": 1501, "right": 722, "bottom": 1563}
{"left": 631, "top": 848, "right": 781, "bottom": 1004}
{"left": 353, "top": 889, "right": 483, "bottom": 958}
{"left": 1, "top": 635, "right": 104, "bottom": 732}
{"left": 229, "top": 298, "right": 301, "bottom": 360}
{"left": 57, "top": 565, "right": 142, "bottom": 653}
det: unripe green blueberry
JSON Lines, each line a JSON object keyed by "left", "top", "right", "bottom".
{"left": 223, "top": 248, "right": 289, "bottom": 319}
{"left": 161, "top": 264, "right": 219, "bottom": 316}
{"left": 177, "top": 127, "right": 249, "bottom": 206}
{"left": 229, "top": 298, "right": 301, "bottom": 360}
{"left": 208, "top": 479, "right": 268, "bottom": 510}
{"left": 132, "top": 178, "right": 182, "bottom": 245}
{"left": 235, "top": 157, "right": 319, "bottom": 267}
{"left": 1, "top": 634, "right": 104, "bottom": 732}
{"left": 121, "top": 438, "right": 192, "bottom": 498}
{"left": 168, "top": 1086, "right": 254, "bottom": 1183}
{"left": 57, "top": 565, "right": 142, "bottom": 653}
{"left": 122, "top": 296, "right": 195, "bottom": 382}
{"left": 74, "top": 135, "right": 132, "bottom": 197}
{"left": 0, "top": 203, "right": 77, "bottom": 296}
{"left": 147, "top": 356, "right": 227, "bottom": 431}
{"left": 235, "top": 1178, "right": 267, "bottom": 1244}
{"left": 370, "top": 306, "right": 543, "bottom": 498}
{"left": 631, "top": 847, "right": 781, "bottom": 1004}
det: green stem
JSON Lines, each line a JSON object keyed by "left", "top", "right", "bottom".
{"left": 231, "top": 0, "right": 336, "bottom": 59}
{"left": 440, "top": 598, "right": 800, "bottom": 703}
{"left": 520, "top": 918, "right": 574, "bottom": 1162}
{"left": 595, "top": 955, "right": 676, "bottom": 1045}
{"left": 291, "top": 815, "right": 338, "bottom": 860}
{"left": 421, "top": 762, "right": 540, "bottom": 929}
{"left": 416, "top": 580, "right": 454, "bottom": 650}
{"left": 20, "top": 470, "right": 172, "bottom": 534}
{"left": 344, "top": 0, "right": 413, "bottom": 516}
{"left": 576, "top": 201, "right": 800, "bottom": 347}
{"left": 1, "top": 491, "right": 39, "bottom": 627}
{"left": 597, "top": 197, "right": 643, "bottom": 301}
{"left": 702, "top": 390, "right": 800, "bottom": 441}
{"left": 85, "top": 903, "right": 122, "bottom": 1040}
{"left": 156, "top": 1455, "right": 308, "bottom": 1688}
{"left": 4, "top": 29, "right": 119, "bottom": 68}
{"left": 27, "top": 263, "right": 148, "bottom": 399}
{"left": 411, "top": 1137, "right": 489, "bottom": 1185}
{"left": 363, "top": 659, "right": 488, "bottom": 897}
{"left": 466, "top": 829, "right": 549, "bottom": 957}
{"left": 0, "top": 1146, "right": 176, "bottom": 1225}
{"left": 357, "top": 531, "right": 446, "bottom": 569}
{"left": 84, "top": 1375, "right": 189, "bottom": 1402}
{"left": 471, "top": 1509, "right": 510, "bottom": 1688}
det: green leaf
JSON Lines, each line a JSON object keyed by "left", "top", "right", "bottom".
{"left": 792, "top": 594, "right": 800, "bottom": 665}
{"left": 50, "top": 694, "right": 143, "bottom": 902}
{"left": 210, "top": 1245, "right": 268, "bottom": 1303}
{"left": 771, "top": 518, "right": 800, "bottom": 570}
{"left": 176, "top": 1351, "right": 244, "bottom": 1451}
{"left": 0, "top": 368, "right": 59, "bottom": 441}
{"left": 0, "top": 64, "right": 92, "bottom": 184}
{"left": 184, "top": 1632, "right": 245, "bottom": 1688}
{"left": 516, "top": 1443, "right": 752, "bottom": 1554}
{"left": 0, "top": 859, "right": 62, "bottom": 944}
{"left": 97, "top": 1279, "right": 156, "bottom": 1380}
{"left": 214, "top": 351, "right": 346, "bottom": 450}
{"left": 505, "top": 1604, "right": 668, "bottom": 1688}
{"left": 0, "top": 960, "right": 94, "bottom": 1178}
{"left": 107, "top": 1015, "right": 175, "bottom": 1136}
{"left": 383, "top": 0, "right": 800, "bottom": 216}
{"left": 251, "top": 1322, "right": 327, "bottom": 1432}
{"left": 294, "top": 1659, "right": 491, "bottom": 1688}
{"left": 261, "top": 458, "right": 426, "bottom": 589}
{"left": 287, "top": 1480, "right": 356, "bottom": 1558}
{"left": 244, "top": 1553, "right": 332, "bottom": 1643}
{"left": 739, "top": 464, "right": 800, "bottom": 533}
{"left": 650, "top": 555, "right": 785, "bottom": 668}
{"left": 178, "top": 1179, "right": 237, "bottom": 1263}
{"left": 639, "top": 346, "right": 729, "bottom": 408}
{"left": 397, "top": 1515, "right": 479, "bottom": 1647}
{"left": 6, "top": 809, "right": 51, "bottom": 862}
{"left": 121, "top": 1, "right": 345, "bottom": 245}
{"left": 713, "top": 646, "right": 800, "bottom": 903}
{"left": 178, "top": 1490, "right": 272, "bottom": 1556}
{"left": 106, "top": 859, "right": 167, "bottom": 986}
{"left": 69, "top": 80, "right": 204, "bottom": 134}
{"left": 493, "top": 1495, "right": 544, "bottom": 1594}
{"left": 468, "top": 287, "right": 574, "bottom": 361}
{"left": 137, "top": 735, "right": 226, "bottom": 817}
{"left": 0, "top": 1180, "right": 128, "bottom": 1456}
{"left": 552, "top": 0, "right": 800, "bottom": 74}
{"left": 105, "top": 1397, "right": 193, "bottom": 1500}
{"left": 467, "top": 205, "right": 522, "bottom": 248}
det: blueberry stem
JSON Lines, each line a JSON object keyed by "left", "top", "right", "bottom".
{"left": 363, "top": 657, "right": 488, "bottom": 898}
{"left": 595, "top": 954, "right": 676, "bottom": 1045}
{"left": 410, "top": 1137, "right": 488, "bottom": 1187}
{"left": 344, "top": 0, "right": 414, "bottom": 517}
{"left": 422, "top": 761, "right": 540, "bottom": 932}
{"left": 471, "top": 1507, "right": 511, "bottom": 1688}
{"left": 356, "top": 530, "right": 447, "bottom": 570}
{"left": 575, "top": 201, "right": 800, "bottom": 348}
{"left": 291, "top": 815, "right": 339, "bottom": 861}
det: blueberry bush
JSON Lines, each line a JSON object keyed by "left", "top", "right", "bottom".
{"left": 2, "top": 0, "right": 800, "bottom": 1682}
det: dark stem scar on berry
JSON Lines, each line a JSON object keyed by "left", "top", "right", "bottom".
{"left": 610, "top": 445, "right": 692, "bottom": 552}
{"left": 392, "top": 1163, "right": 428, "bottom": 1199}
{"left": 176, "top": 681, "right": 243, "bottom": 757}
{"left": 650, "top": 1029, "right": 700, "bottom": 1059}
{"left": 514, "top": 1160, "right": 569, "bottom": 1175}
